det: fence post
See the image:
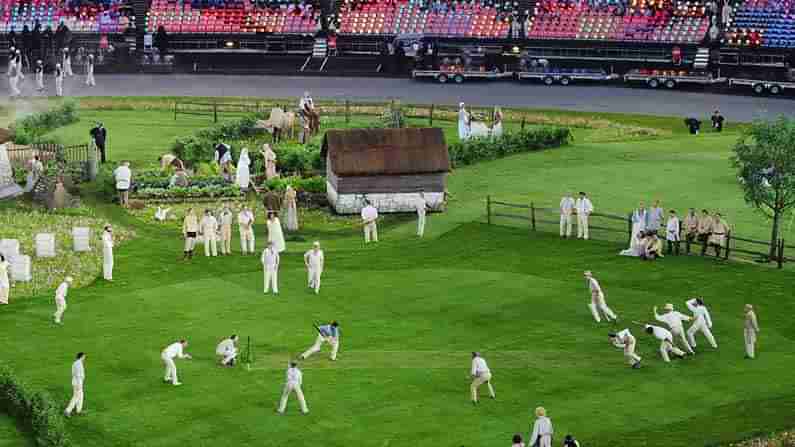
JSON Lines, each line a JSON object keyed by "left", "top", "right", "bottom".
{"left": 213, "top": 102, "right": 218, "bottom": 123}
{"left": 487, "top": 195, "right": 491, "bottom": 225}
{"left": 777, "top": 239, "right": 784, "bottom": 269}
{"left": 174, "top": 101, "right": 178, "bottom": 121}
{"left": 345, "top": 100, "right": 350, "bottom": 124}
{"left": 530, "top": 202, "right": 536, "bottom": 231}
{"left": 429, "top": 104, "right": 434, "bottom": 126}
{"left": 724, "top": 231, "right": 731, "bottom": 260}
{"left": 521, "top": 117, "right": 526, "bottom": 131}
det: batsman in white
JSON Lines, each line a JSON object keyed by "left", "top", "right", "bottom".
{"left": 300, "top": 321, "right": 340, "bottom": 361}
{"left": 584, "top": 271, "right": 618, "bottom": 323}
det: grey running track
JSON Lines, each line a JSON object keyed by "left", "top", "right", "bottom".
{"left": 4, "top": 74, "right": 794, "bottom": 122}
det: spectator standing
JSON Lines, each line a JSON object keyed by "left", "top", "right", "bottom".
{"left": 683, "top": 208, "right": 699, "bottom": 254}
{"left": 575, "top": 192, "right": 593, "bottom": 240}
{"left": 711, "top": 109, "right": 725, "bottom": 132}
{"left": 647, "top": 200, "right": 664, "bottom": 234}
{"left": 696, "top": 209, "right": 713, "bottom": 255}
{"left": 529, "top": 406, "right": 553, "bottom": 447}
{"left": 744, "top": 304, "right": 760, "bottom": 359}
{"left": 113, "top": 161, "right": 131, "bottom": 208}
{"left": 665, "top": 210, "right": 681, "bottom": 255}
{"left": 90, "top": 122, "right": 107, "bottom": 163}
{"left": 708, "top": 212, "right": 729, "bottom": 257}
{"left": 511, "top": 434, "right": 525, "bottom": 447}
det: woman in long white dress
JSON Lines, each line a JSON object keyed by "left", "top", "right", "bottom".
{"left": 458, "top": 102, "right": 471, "bottom": 140}
{"left": 262, "top": 144, "right": 278, "bottom": 180}
{"left": 23, "top": 156, "right": 43, "bottom": 192}
{"left": 283, "top": 185, "right": 299, "bottom": 232}
{"left": 235, "top": 148, "right": 251, "bottom": 190}
{"left": 267, "top": 213, "right": 286, "bottom": 253}
{"left": 102, "top": 225, "right": 114, "bottom": 281}
{"left": 620, "top": 205, "right": 647, "bottom": 256}
{"left": 491, "top": 107, "right": 504, "bottom": 137}
{"left": 0, "top": 254, "right": 10, "bottom": 305}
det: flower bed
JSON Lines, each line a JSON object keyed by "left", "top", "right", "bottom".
{"left": 0, "top": 202, "right": 135, "bottom": 300}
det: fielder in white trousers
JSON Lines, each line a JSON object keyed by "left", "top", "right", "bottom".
{"left": 645, "top": 325, "right": 686, "bottom": 362}
{"left": 53, "top": 278, "right": 72, "bottom": 324}
{"left": 102, "top": 227, "right": 114, "bottom": 281}
{"left": 559, "top": 195, "right": 575, "bottom": 237}
{"left": 575, "top": 194, "right": 593, "bottom": 240}
{"left": 654, "top": 305, "right": 694, "bottom": 354}
{"left": 278, "top": 363, "right": 308, "bottom": 414}
{"left": 686, "top": 298, "right": 717, "bottom": 349}
{"left": 261, "top": 244, "right": 279, "bottom": 294}
{"left": 744, "top": 305, "right": 760, "bottom": 359}
{"left": 585, "top": 273, "right": 617, "bottom": 323}
{"left": 65, "top": 353, "right": 85, "bottom": 416}
{"left": 304, "top": 244, "right": 324, "bottom": 294}
{"left": 161, "top": 341, "right": 191, "bottom": 386}
{"left": 416, "top": 195, "right": 428, "bottom": 237}
{"left": 470, "top": 353, "right": 495, "bottom": 403}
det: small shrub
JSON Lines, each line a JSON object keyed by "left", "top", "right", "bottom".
{"left": 11, "top": 100, "right": 79, "bottom": 144}
{"left": 448, "top": 127, "right": 572, "bottom": 168}
{"left": 0, "top": 365, "right": 71, "bottom": 447}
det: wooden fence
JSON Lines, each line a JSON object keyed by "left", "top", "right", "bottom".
{"left": 173, "top": 99, "right": 534, "bottom": 130}
{"left": 6, "top": 143, "right": 94, "bottom": 177}
{"left": 486, "top": 196, "right": 786, "bottom": 268}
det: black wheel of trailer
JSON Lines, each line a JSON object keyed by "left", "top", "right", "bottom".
{"left": 560, "top": 76, "right": 571, "bottom": 86}
{"left": 769, "top": 84, "right": 782, "bottom": 95}
{"left": 454, "top": 74, "right": 464, "bottom": 84}
{"left": 647, "top": 78, "right": 660, "bottom": 88}
{"left": 438, "top": 74, "right": 448, "bottom": 84}
{"left": 664, "top": 79, "right": 676, "bottom": 89}
{"left": 543, "top": 76, "right": 554, "bottom": 86}
{"left": 753, "top": 83, "right": 766, "bottom": 95}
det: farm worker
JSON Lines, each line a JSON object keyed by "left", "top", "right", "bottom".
{"left": 686, "top": 298, "right": 717, "bottom": 349}
{"left": 277, "top": 362, "right": 309, "bottom": 414}
{"left": 304, "top": 241, "right": 324, "bottom": 294}
{"left": 182, "top": 208, "right": 199, "bottom": 260}
{"left": 215, "top": 335, "right": 239, "bottom": 366}
{"left": 261, "top": 241, "right": 280, "bottom": 295}
{"left": 102, "top": 225, "right": 114, "bottom": 281}
{"left": 238, "top": 205, "right": 255, "bottom": 255}
{"left": 644, "top": 324, "right": 686, "bottom": 362}
{"left": 470, "top": 352, "right": 495, "bottom": 404}
{"left": 53, "top": 276, "right": 73, "bottom": 324}
{"left": 416, "top": 191, "right": 428, "bottom": 237}
{"left": 113, "top": 161, "right": 132, "bottom": 208}
{"left": 85, "top": 54, "right": 95, "bottom": 87}
{"left": 64, "top": 352, "right": 86, "bottom": 417}
{"left": 55, "top": 63, "right": 64, "bottom": 97}
{"left": 161, "top": 340, "right": 192, "bottom": 386}
{"left": 608, "top": 329, "right": 642, "bottom": 368}
{"left": 559, "top": 193, "right": 575, "bottom": 238}
{"left": 528, "top": 407, "right": 554, "bottom": 447}
{"left": 300, "top": 321, "right": 339, "bottom": 361}
{"left": 584, "top": 271, "right": 617, "bottom": 323}
{"left": 654, "top": 303, "right": 694, "bottom": 354}
{"left": 200, "top": 209, "right": 218, "bottom": 257}
{"left": 361, "top": 200, "right": 379, "bottom": 243}
{"left": 219, "top": 204, "right": 234, "bottom": 255}
{"left": 575, "top": 192, "right": 593, "bottom": 240}
{"left": 744, "top": 304, "right": 760, "bottom": 359}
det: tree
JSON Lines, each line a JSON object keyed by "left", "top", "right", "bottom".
{"left": 731, "top": 117, "right": 795, "bottom": 259}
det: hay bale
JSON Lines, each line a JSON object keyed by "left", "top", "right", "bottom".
{"left": 129, "top": 200, "right": 146, "bottom": 210}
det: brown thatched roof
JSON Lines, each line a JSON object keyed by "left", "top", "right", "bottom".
{"left": 321, "top": 128, "right": 450, "bottom": 176}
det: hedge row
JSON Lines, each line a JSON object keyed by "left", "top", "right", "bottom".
{"left": 0, "top": 365, "right": 70, "bottom": 447}
{"left": 12, "top": 101, "right": 79, "bottom": 145}
{"left": 448, "top": 127, "right": 573, "bottom": 167}
{"left": 171, "top": 114, "right": 266, "bottom": 165}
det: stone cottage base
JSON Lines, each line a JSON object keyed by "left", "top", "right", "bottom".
{"left": 326, "top": 182, "right": 444, "bottom": 214}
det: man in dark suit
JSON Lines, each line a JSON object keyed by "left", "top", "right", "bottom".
{"left": 90, "top": 122, "right": 108, "bottom": 163}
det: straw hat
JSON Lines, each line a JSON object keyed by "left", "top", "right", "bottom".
{"left": 664, "top": 303, "right": 674, "bottom": 311}
{"left": 535, "top": 406, "right": 546, "bottom": 417}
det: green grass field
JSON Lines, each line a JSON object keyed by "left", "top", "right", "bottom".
{"left": 2, "top": 99, "right": 794, "bottom": 447}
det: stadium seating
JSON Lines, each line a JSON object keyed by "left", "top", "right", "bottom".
{"left": 145, "top": 0, "right": 319, "bottom": 33}
{"left": 337, "top": 0, "right": 510, "bottom": 38}
{"left": 724, "top": 0, "right": 795, "bottom": 48}
{"left": 527, "top": 0, "right": 709, "bottom": 43}
{"left": 0, "top": 0, "right": 132, "bottom": 33}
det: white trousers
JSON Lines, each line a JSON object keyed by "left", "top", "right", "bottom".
{"left": 54, "top": 299, "right": 66, "bottom": 323}
{"left": 278, "top": 382, "right": 308, "bottom": 413}
{"left": 624, "top": 337, "right": 642, "bottom": 365}
{"left": 0, "top": 286, "right": 9, "bottom": 304}
{"left": 239, "top": 228, "right": 255, "bottom": 253}
{"left": 184, "top": 236, "right": 196, "bottom": 252}
{"left": 220, "top": 352, "right": 237, "bottom": 365}
{"left": 302, "top": 334, "right": 338, "bottom": 360}
{"left": 65, "top": 380, "right": 84, "bottom": 415}
{"left": 364, "top": 222, "right": 378, "bottom": 243}
{"left": 86, "top": 71, "right": 95, "bottom": 86}
{"left": 64, "top": 60, "right": 73, "bottom": 76}
{"left": 36, "top": 73, "right": 43, "bottom": 90}
{"left": 560, "top": 213, "right": 573, "bottom": 236}
{"left": 162, "top": 355, "right": 179, "bottom": 384}
{"left": 9, "top": 77, "right": 20, "bottom": 96}
{"left": 577, "top": 214, "right": 590, "bottom": 239}
{"left": 671, "top": 326, "right": 694, "bottom": 354}
{"left": 659, "top": 340, "right": 685, "bottom": 362}
{"left": 263, "top": 268, "right": 278, "bottom": 294}
{"left": 55, "top": 77, "right": 63, "bottom": 96}
{"left": 220, "top": 225, "right": 232, "bottom": 254}
{"left": 204, "top": 235, "right": 218, "bottom": 257}
{"left": 588, "top": 297, "right": 617, "bottom": 323}
{"left": 307, "top": 268, "right": 321, "bottom": 293}
{"left": 470, "top": 372, "right": 495, "bottom": 401}
{"left": 744, "top": 328, "right": 757, "bottom": 358}
{"left": 417, "top": 212, "right": 426, "bottom": 237}
{"left": 103, "top": 248, "right": 113, "bottom": 280}
{"left": 687, "top": 320, "right": 717, "bottom": 349}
